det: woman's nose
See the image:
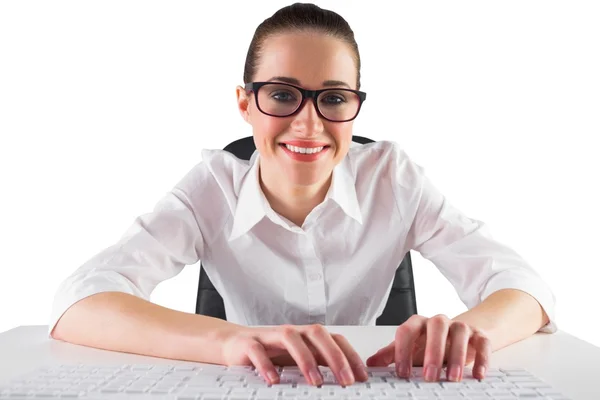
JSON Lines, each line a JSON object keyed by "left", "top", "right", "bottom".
{"left": 291, "top": 99, "right": 324, "bottom": 135}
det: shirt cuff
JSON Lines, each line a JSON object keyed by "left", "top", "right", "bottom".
{"left": 480, "top": 275, "right": 557, "bottom": 334}
{"left": 48, "top": 273, "right": 145, "bottom": 338}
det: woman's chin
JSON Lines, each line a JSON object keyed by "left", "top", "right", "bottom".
{"left": 284, "top": 170, "right": 331, "bottom": 188}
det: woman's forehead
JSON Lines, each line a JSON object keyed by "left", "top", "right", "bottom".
{"left": 255, "top": 32, "right": 357, "bottom": 89}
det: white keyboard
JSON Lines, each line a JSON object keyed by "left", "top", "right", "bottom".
{"left": 0, "top": 363, "right": 570, "bottom": 399}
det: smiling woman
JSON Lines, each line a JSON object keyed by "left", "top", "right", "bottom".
{"left": 49, "top": 2, "right": 555, "bottom": 388}
{"left": 237, "top": 29, "right": 363, "bottom": 221}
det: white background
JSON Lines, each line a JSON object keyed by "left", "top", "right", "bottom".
{"left": 1, "top": 1, "right": 599, "bottom": 349}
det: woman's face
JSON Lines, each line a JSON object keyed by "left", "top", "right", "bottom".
{"left": 236, "top": 31, "right": 359, "bottom": 188}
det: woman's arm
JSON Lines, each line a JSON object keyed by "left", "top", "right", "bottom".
{"left": 49, "top": 164, "right": 223, "bottom": 359}
{"left": 398, "top": 150, "right": 557, "bottom": 334}
{"left": 452, "top": 288, "right": 550, "bottom": 351}
{"left": 51, "top": 291, "right": 240, "bottom": 365}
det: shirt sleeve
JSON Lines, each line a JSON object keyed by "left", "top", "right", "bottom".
{"left": 48, "top": 187, "right": 205, "bottom": 337}
{"left": 402, "top": 162, "right": 557, "bottom": 334}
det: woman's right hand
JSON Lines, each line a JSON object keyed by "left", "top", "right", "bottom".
{"left": 220, "top": 324, "right": 369, "bottom": 386}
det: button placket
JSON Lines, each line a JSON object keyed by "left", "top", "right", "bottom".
{"left": 299, "top": 234, "right": 327, "bottom": 324}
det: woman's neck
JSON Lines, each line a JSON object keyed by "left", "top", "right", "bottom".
{"left": 258, "top": 161, "right": 331, "bottom": 227}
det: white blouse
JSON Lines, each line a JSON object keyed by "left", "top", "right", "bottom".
{"left": 49, "top": 140, "right": 557, "bottom": 335}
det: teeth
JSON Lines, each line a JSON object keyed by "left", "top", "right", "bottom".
{"left": 285, "top": 144, "right": 325, "bottom": 154}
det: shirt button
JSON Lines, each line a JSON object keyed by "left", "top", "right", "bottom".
{"left": 300, "top": 238, "right": 312, "bottom": 251}
{"left": 308, "top": 273, "right": 322, "bottom": 281}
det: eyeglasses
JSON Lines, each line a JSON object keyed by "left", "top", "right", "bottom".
{"left": 244, "top": 82, "right": 367, "bottom": 122}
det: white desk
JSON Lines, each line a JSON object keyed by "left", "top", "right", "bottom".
{"left": 1, "top": 325, "right": 599, "bottom": 399}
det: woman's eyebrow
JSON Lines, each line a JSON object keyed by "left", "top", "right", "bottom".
{"left": 268, "top": 76, "right": 351, "bottom": 89}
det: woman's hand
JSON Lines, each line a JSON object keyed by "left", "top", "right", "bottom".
{"left": 220, "top": 324, "right": 369, "bottom": 386}
{"left": 366, "top": 314, "right": 492, "bottom": 382}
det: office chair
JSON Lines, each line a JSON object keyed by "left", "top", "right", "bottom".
{"left": 195, "top": 136, "right": 418, "bottom": 326}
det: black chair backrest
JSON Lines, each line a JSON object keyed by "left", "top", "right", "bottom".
{"left": 196, "top": 135, "right": 418, "bottom": 325}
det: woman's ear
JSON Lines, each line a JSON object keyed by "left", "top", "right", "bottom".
{"left": 236, "top": 86, "right": 251, "bottom": 124}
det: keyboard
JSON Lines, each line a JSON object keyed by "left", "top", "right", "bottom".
{"left": 0, "top": 363, "right": 570, "bottom": 399}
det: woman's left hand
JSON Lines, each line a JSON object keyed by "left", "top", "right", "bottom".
{"left": 365, "top": 314, "right": 492, "bottom": 382}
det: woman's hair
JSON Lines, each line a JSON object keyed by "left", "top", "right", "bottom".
{"left": 243, "top": 2, "right": 361, "bottom": 90}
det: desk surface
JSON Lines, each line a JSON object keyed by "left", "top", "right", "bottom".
{"left": 1, "top": 326, "right": 599, "bottom": 399}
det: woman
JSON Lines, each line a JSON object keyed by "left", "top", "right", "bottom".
{"left": 50, "top": 3, "right": 555, "bottom": 386}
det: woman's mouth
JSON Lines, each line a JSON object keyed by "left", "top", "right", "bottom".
{"left": 279, "top": 143, "right": 330, "bottom": 161}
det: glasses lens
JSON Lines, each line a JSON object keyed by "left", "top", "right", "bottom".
{"left": 257, "top": 83, "right": 302, "bottom": 117}
{"left": 256, "top": 84, "right": 361, "bottom": 121}
{"left": 317, "top": 89, "right": 361, "bottom": 122}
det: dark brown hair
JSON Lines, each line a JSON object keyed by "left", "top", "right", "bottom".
{"left": 243, "top": 2, "right": 361, "bottom": 90}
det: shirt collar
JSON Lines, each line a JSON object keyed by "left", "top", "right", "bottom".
{"left": 228, "top": 151, "right": 268, "bottom": 241}
{"left": 228, "top": 150, "right": 363, "bottom": 242}
{"left": 326, "top": 154, "right": 363, "bottom": 226}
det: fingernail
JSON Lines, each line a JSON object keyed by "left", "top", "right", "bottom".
{"left": 424, "top": 365, "right": 439, "bottom": 381}
{"left": 476, "top": 365, "right": 486, "bottom": 379}
{"left": 267, "top": 370, "right": 279, "bottom": 384}
{"left": 396, "top": 361, "right": 409, "bottom": 378}
{"left": 448, "top": 364, "right": 462, "bottom": 381}
{"left": 309, "top": 368, "right": 322, "bottom": 386}
{"left": 340, "top": 366, "right": 354, "bottom": 385}
{"left": 360, "top": 365, "right": 369, "bottom": 381}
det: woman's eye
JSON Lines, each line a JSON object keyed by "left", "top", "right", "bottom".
{"left": 322, "top": 95, "right": 345, "bottom": 105}
{"left": 272, "top": 92, "right": 296, "bottom": 102}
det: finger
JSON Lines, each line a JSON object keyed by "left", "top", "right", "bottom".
{"left": 395, "top": 314, "right": 428, "bottom": 378}
{"left": 277, "top": 325, "right": 323, "bottom": 386}
{"left": 445, "top": 322, "right": 471, "bottom": 382}
{"left": 302, "top": 324, "right": 355, "bottom": 386}
{"left": 270, "top": 352, "right": 298, "bottom": 366}
{"left": 470, "top": 330, "right": 492, "bottom": 380}
{"left": 410, "top": 334, "right": 429, "bottom": 366}
{"left": 331, "top": 334, "right": 369, "bottom": 382}
{"left": 366, "top": 341, "right": 395, "bottom": 367}
{"left": 275, "top": 341, "right": 321, "bottom": 366}
{"left": 422, "top": 315, "right": 451, "bottom": 382}
{"left": 245, "top": 339, "right": 280, "bottom": 385}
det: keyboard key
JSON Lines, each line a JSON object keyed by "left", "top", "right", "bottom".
{"left": 536, "top": 387, "right": 565, "bottom": 395}
{"left": 176, "top": 395, "right": 198, "bottom": 400}
{"left": 229, "top": 395, "right": 253, "bottom": 400}
{"left": 500, "top": 368, "right": 533, "bottom": 376}
{"left": 201, "top": 395, "right": 226, "bottom": 400}
{"left": 492, "top": 382, "right": 517, "bottom": 389}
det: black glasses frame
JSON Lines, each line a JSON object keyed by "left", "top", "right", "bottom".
{"left": 244, "top": 81, "right": 367, "bottom": 122}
